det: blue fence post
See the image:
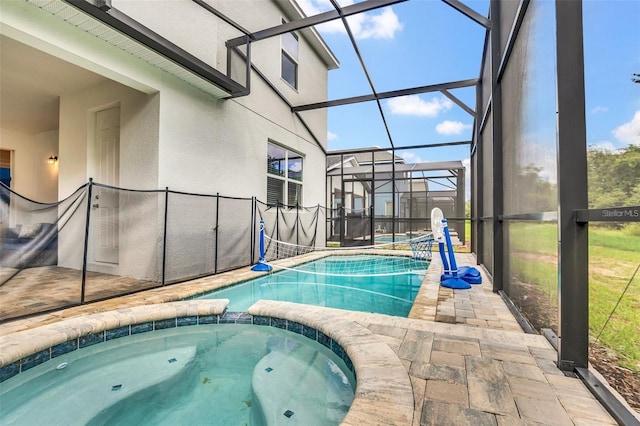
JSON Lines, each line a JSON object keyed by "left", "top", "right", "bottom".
{"left": 250, "top": 196, "right": 256, "bottom": 265}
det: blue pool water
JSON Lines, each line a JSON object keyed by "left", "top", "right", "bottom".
{"left": 374, "top": 235, "right": 412, "bottom": 243}
{"left": 0, "top": 325, "right": 354, "bottom": 426}
{"left": 199, "top": 255, "right": 428, "bottom": 316}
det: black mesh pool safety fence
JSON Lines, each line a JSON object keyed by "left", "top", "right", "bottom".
{"left": 256, "top": 200, "right": 326, "bottom": 261}
{"left": 0, "top": 181, "right": 322, "bottom": 322}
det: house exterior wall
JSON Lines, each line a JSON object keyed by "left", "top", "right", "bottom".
{"left": 113, "top": 0, "right": 220, "bottom": 69}
{"left": 2, "top": 0, "right": 331, "bottom": 201}
{"left": 59, "top": 80, "right": 160, "bottom": 194}
{"left": 214, "top": 0, "right": 333, "bottom": 145}
{"left": 1, "top": 0, "right": 332, "bottom": 276}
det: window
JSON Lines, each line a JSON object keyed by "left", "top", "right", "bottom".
{"left": 281, "top": 23, "right": 298, "bottom": 88}
{"left": 385, "top": 201, "right": 393, "bottom": 216}
{"left": 354, "top": 196, "right": 364, "bottom": 211}
{"left": 267, "top": 142, "right": 303, "bottom": 205}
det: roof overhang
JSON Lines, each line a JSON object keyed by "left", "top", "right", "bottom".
{"left": 327, "top": 160, "right": 465, "bottom": 176}
{"left": 13, "top": 0, "right": 246, "bottom": 98}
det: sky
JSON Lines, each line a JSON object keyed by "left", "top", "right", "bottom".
{"left": 295, "top": 0, "right": 640, "bottom": 195}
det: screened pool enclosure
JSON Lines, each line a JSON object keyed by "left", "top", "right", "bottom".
{"left": 327, "top": 150, "right": 466, "bottom": 246}
{"left": 1, "top": 0, "right": 639, "bottom": 422}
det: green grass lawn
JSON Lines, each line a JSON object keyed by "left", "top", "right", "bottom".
{"left": 508, "top": 223, "right": 640, "bottom": 371}
{"left": 588, "top": 228, "right": 640, "bottom": 371}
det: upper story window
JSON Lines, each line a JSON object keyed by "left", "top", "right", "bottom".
{"left": 267, "top": 142, "right": 303, "bottom": 206}
{"left": 281, "top": 22, "right": 298, "bottom": 89}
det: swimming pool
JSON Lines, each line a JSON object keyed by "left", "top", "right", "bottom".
{"left": 375, "top": 235, "right": 412, "bottom": 243}
{"left": 0, "top": 324, "right": 354, "bottom": 425}
{"left": 198, "top": 255, "right": 427, "bottom": 316}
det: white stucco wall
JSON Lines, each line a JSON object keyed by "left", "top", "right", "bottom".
{"left": 2, "top": 0, "right": 329, "bottom": 200}
{"left": 155, "top": 80, "right": 327, "bottom": 200}
{"left": 113, "top": 0, "right": 220, "bottom": 70}
{"left": 2, "top": 0, "right": 331, "bottom": 275}
{"left": 216, "top": 0, "right": 332, "bottom": 144}
{"left": 58, "top": 80, "right": 159, "bottom": 194}
{"left": 56, "top": 81, "right": 160, "bottom": 274}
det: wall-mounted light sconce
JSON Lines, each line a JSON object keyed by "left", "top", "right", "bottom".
{"left": 48, "top": 155, "right": 58, "bottom": 164}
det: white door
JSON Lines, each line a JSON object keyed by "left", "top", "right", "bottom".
{"left": 93, "top": 107, "right": 120, "bottom": 264}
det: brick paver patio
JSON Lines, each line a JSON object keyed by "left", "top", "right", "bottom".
{"left": 1, "top": 252, "right": 632, "bottom": 425}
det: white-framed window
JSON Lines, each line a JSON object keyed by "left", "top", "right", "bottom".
{"left": 385, "top": 201, "right": 393, "bottom": 216}
{"left": 267, "top": 142, "right": 303, "bottom": 205}
{"left": 281, "top": 21, "right": 298, "bottom": 88}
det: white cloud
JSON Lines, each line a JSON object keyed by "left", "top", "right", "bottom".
{"left": 298, "top": 1, "right": 402, "bottom": 40}
{"left": 435, "top": 120, "right": 472, "bottom": 135}
{"left": 588, "top": 141, "right": 618, "bottom": 152}
{"left": 612, "top": 111, "right": 640, "bottom": 145}
{"left": 387, "top": 96, "right": 453, "bottom": 117}
{"left": 296, "top": 0, "right": 332, "bottom": 15}
{"left": 400, "top": 151, "right": 423, "bottom": 163}
{"left": 591, "top": 106, "right": 609, "bottom": 114}
{"left": 350, "top": 7, "right": 402, "bottom": 40}
{"left": 327, "top": 131, "right": 338, "bottom": 141}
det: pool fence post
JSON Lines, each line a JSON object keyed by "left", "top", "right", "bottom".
{"left": 276, "top": 203, "right": 280, "bottom": 258}
{"left": 80, "top": 178, "right": 93, "bottom": 303}
{"left": 310, "top": 204, "right": 319, "bottom": 247}
{"left": 250, "top": 196, "right": 256, "bottom": 265}
{"left": 252, "top": 219, "right": 272, "bottom": 271}
{"left": 162, "top": 187, "right": 168, "bottom": 286}
{"left": 296, "top": 202, "right": 300, "bottom": 255}
{"left": 214, "top": 192, "right": 220, "bottom": 274}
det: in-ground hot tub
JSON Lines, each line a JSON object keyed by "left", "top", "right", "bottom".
{"left": 0, "top": 313, "right": 355, "bottom": 426}
{"left": 0, "top": 301, "right": 415, "bottom": 425}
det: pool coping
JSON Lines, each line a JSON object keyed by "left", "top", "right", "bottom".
{"left": 0, "top": 300, "right": 414, "bottom": 426}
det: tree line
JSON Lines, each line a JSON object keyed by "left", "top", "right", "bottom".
{"left": 464, "top": 144, "right": 639, "bottom": 225}
{"left": 588, "top": 144, "right": 640, "bottom": 209}
{"left": 588, "top": 144, "right": 640, "bottom": 235}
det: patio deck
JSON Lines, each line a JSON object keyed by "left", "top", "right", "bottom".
{"left": 0, "top": 253, "right": 630, "bottom": 425}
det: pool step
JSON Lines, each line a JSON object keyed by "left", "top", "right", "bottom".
{"left": 252, "top": 339, "right": 353, "bottom": 426}
{"left": 1, "top": 347, "right": 196, "bottom": 425}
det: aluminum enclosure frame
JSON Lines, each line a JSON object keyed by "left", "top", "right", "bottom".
{"left": 472, "top": 0, "right": 590, "bottom": 373}
{"left": 22, "top": 0, "right": 626, "bottom": 413}
{"left": 327, "top": 148, "right": 467, "bottom": 246}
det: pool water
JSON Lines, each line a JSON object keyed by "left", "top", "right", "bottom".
{"left": 199, "top": 255, "right": 427, "bottom": 316}
{"left": 374, "top": 235, "right": 412, "bottom": 243}
{"left": 0, "top": 325, "right": 354, "bottom": 426}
